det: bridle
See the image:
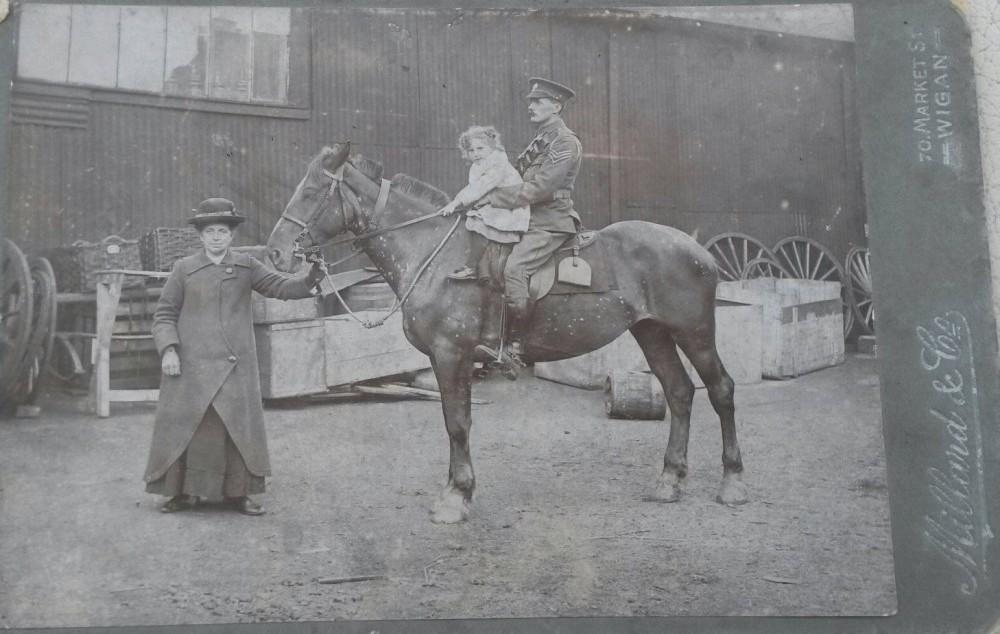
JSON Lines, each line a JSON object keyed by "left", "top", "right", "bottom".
{"left": 277, "top": 157, "right": 463, "bottom": 329}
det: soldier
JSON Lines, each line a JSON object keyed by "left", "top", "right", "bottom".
{"left": 479, "top": 77, "right": 583, "bottom": 358}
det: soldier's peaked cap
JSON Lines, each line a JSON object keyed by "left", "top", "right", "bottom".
{"left": 188, "top": 197, "right": 246, "bottom": 227}
{"left": 526, "top": 77, "right": 575, "bottom": 103}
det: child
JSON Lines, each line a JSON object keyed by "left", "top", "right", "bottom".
{"left": 439, "top": 125, "right": 529, "bottom": 280}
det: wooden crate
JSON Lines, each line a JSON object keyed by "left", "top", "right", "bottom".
{"left": 252, "top": 293, "right": 321, "bottom": 324}
{"left": 716, "top": 278, "right": 844, "bottom": 378}
{"left": 533, "top": 299, "right": 763, "bottom": 389}
{"left": 324, "top": 311, "right": 430, "bottom": 387}
{"left": 254, "top": 319, "right": 327, "bottom": 399}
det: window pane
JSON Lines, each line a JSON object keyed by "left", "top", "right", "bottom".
{"left": 17, "top": 4, "right": 71, "bottom": 83}
{"left": 252, "top": 32, "right": 288, "bottom": 103}
{"left": 251, "top": 8, "right": 290, "bottom": 103}
{"left": 164, "top": 7, "right": 209, "bottom": 98}
{"left": 210, "top": 7, "right": 251, "bottom": 102}
{"left": 67, "top": 5, "right": 120, "bottom": 87}
{"left": 118, "top": 6, "right": 166, "bottom": 92}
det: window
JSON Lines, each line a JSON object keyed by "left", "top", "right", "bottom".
{"left": 17, "top": 4, "right": 296, "bottom": 106}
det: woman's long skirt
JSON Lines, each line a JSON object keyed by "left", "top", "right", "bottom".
{"left": 145, "top": 405, "right": 264, "bottom": 499}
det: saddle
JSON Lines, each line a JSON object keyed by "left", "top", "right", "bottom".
{"left": 477, "top": 230, "right": 616, "bottom": 301}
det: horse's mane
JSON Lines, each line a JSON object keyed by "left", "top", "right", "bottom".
{"left": 390, "top": 174, "right": 451, "bottom": 208}
{"left": 346, "top": 152, "right": 451, "bottom": 209}
{"left": 349, "top": 155, "right": 384, "bottom": 182}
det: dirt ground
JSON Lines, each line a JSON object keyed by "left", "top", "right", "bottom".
{"left": 0, "top": 353, "right": 896, "bottom": 628}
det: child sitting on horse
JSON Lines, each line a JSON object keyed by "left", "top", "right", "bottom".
{"left": 438, "top": 125, "right": 529, "bottom": 280}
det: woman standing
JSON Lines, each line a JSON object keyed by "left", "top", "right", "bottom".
{"left": 143, "top": 198, "right": 324, "bottom": 515}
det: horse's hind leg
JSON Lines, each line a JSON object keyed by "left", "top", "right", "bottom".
{"left": 630, "top": 320, "right": 695, "bottom": 503}
{"left": 674, "top": 330, "right": 749, "bottom": 506}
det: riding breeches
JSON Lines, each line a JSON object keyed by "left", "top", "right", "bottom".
{"left": 503, "top": 228, "right": 572, "bottom": 303}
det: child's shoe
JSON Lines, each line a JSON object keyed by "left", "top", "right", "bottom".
{"left": 447, "top": 266, "right": 477, "bottom": 281}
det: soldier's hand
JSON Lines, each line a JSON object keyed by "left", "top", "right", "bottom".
{"left": 161, "top": 347, "right": 181, "bottom": 377}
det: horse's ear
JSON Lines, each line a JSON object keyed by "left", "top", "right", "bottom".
{"left": 321, "top": 142, "right": 351, "bottom": 170}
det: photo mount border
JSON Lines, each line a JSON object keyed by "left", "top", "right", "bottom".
{"left": 0, "top": 0, "right": 997, "bottom": 632}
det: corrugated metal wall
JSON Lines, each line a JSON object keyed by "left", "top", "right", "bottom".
{"left": 6, "top": 8, "right": 864, "bottom": 263}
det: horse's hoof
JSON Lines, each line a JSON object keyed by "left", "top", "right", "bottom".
{"left": 716, "top": 474, "right": 749, "bottom": 506}
{"left": 430, "top": 495, "right": 470, "bottom": 524}
{"left": 645, "top": 475, "right": 683, "bottom": 503}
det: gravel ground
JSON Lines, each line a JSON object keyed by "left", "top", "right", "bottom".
{"left": 0, "top": 353, "right": 895, "bottom": 627}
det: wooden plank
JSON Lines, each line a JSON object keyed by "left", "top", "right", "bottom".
{"left": 507, "top": 13, "right": 551, "bottom": 145}
{"left": 57, "top": 287, "right": 162, "bottom": 304}
{"left": 312, "top": 9, "right": 422, "bottom": 148}
{"left": 92, "top": 273, "right": 124, "bottom": 417}
{"left": 107, "top": 389, "right": 159, "bottom": 403}
{"left": 324, "top": 311, "right": 430, "bottom": 387}
{"left": 608, "top": 31, "right": 622, "bottom": 225}
{"left": 416, "top": 10, "right": 517, "bottom": 149}
{"left": 255, "top": 320, "right": 327, "bottom": 399}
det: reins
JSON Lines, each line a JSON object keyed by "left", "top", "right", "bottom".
{"left": 287, "top": 161, "right": 462, "bottom": 329}
{"left": 327, "top": 214, "right": 462, "bottom": 329}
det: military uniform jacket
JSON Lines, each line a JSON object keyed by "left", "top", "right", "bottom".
{"left": 143, "top": 250, "right": 315, "bottom": 482}
{"left": 489, "top": 116, "right": 582, "bottom": 234}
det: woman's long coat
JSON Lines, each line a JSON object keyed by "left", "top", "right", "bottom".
{"left": 143, "top": 250, "right": 315, "bottom": 483}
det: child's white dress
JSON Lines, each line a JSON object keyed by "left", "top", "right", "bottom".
{"left": 451, "top": 149, "right": 530, "bottom": 244}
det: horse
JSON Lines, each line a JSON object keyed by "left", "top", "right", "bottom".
{"left": 266, "top": 144, "right": 748, "bottom": 524}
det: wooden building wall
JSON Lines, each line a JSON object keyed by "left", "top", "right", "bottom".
{"left": 5, "top": 8, "right": 864, "bottom": 265}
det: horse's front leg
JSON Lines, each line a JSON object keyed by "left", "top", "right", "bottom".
{"left": 428, "top": 340, "right": 475, "bottom": 524}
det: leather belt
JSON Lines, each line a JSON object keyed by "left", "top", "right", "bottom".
{"left": 552, "top": 190, "right": 572, "bottom": 200}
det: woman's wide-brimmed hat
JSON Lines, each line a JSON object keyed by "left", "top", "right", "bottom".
{"left": 188, "top": 198, "right": 246, "bottom": 228}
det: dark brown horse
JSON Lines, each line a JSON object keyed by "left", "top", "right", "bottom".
{"left": 267, "top": 144, "right": 747, "bottom": 523}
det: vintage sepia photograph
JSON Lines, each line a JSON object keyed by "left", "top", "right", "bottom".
{"left": 0, "top": 3, "right": 901, "bottom": 627}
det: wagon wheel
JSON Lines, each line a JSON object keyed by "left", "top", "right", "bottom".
{"left": 772, "top": 236, "right": 853, "bottom": 338}
{"left": 48, "top": 334, "right": 88, "bottom": 384}
{"left": 1, "top": 239, "right": 34, "bottom": 407}
{"left": 12, "top": 257, "right": 58, "bottom": 404}
{"left": 740, "top": 255, "right": 788, "bottom": 280}
{"left": 846, "top": 247, "right": 874, "bottom": 334}
{"left": 704, "top": 233, "right": 788, "bottom": 282}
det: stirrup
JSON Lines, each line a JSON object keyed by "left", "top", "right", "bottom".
{"left": 474, "top": 344, "right": 523, "bottom": 375}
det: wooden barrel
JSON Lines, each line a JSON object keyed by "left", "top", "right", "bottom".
{"left": 342, "top": 281, "right": 395, "bottom": 310}
{"left": 604, "top": 370, "right": 666, "bottom": 420}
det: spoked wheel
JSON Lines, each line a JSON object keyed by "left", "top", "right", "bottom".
{"left": 1, "top": 239, "right": 34, "bottom": 407}
{"left": 11, "top": 257, "right": 58, "bottom": 404}
{"left": 846, "top": 247, "right": 874, "bottom": 334}
{"left": 772, "top": 236, "right": 853, "bottom": 337}
{"left": 704, "top": 233, "right": 788, "bottom": 282}
{"left": 740, "top": 255, "right": 789, "bottom": 281}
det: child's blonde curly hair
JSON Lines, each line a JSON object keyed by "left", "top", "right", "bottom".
{"left": 458, "top": 125, "right": 504, "bottom": 161}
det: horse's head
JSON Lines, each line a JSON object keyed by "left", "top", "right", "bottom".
{"left": 266, "top": 143, "right": 351, "bottom": 272}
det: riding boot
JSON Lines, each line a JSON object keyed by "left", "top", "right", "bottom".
{"left": 473, "top": 294, "right": 521, "bottom": 378}
{"left": 473, "top": 292, "right": 504, "bottom": 361}
{"left": 505, "top": 296, "right": 531, "bottom": 359}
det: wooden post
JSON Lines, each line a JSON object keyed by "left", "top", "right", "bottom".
{"left": 608, "top": 29, "right": 622, "bottom": 225}
{"left": 92, "top": 272, "right": 124, "bottom": 417}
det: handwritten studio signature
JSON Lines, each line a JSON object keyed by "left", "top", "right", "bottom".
{"left": 917, "top": 311, "right": 993, "bottom": 595}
